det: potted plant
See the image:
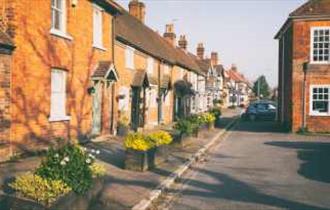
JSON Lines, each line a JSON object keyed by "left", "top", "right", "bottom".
{"left": 124, "top": 132, "right": 154, "bottom": 171}
{"left": 200, "top": 112, "right": 216, "bottom": 130}
{"left": 173, "top": 119, "right": 195, "bottom": 146}
{"left": 117, "top": 112, "right": 130, "bottom": 136}
{"left": 187, "top": 115, "right": 203, "bottom": 138}
{"left": 146, "top": 131, "right": 173, "bottom": 166}
{"left": 209, "top": 107, "right": 222, "bottom": 127}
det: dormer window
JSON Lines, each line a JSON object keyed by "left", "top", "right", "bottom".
{"left": 311, "top": 27, "right": 330, "bottom": 64}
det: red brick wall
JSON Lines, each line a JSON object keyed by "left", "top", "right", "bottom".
{"left": 2, "top": 0, "right": 117, "bottom": 153}
{"left": 291, "top": 20, "right": 330, "bottom": 132}
{"left": 0, "top": 52, "right": 11, "bottom": 144}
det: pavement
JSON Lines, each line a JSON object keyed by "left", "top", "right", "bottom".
{"left": 0, "top": 108, "right": 241, "bottom": 210}
{"left": 153, "top": 120, "right": 330, "bottom": 210}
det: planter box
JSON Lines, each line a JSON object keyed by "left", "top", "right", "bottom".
{"left": 1, "top": 178, "right": 105, "bottom": 210}
{"left": 125, "top": 149, "right": 149, "bottom": 171}
{"left": 117, "top": 125, "right": 129, "bottom": 137}
{"left": 207, "top": 122, "right": 215, "bottom": 130}
{"left": 174, "top": 133, "right": 194, "bottom": 147}
{"left": 154, "top": 145, "right": 170, "bottom": 166}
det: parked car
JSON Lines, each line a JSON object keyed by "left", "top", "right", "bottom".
{"left": 242, "top": 101, "right": 277, "bottom": 121}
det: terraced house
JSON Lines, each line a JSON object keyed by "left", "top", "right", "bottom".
{"left": 0, "top": 0, "right": 229, "bottom": 160}
{"left": 0, "top": 0, "right": 121, "bottom": 160}
{"left": 275, "top": 0, "right": 330, "bottom": 132}
{"left": 114, "top": 0, "right": 207, "bottom": 130}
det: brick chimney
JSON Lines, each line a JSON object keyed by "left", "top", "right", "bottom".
{"left": 197, "top": 43, "right": 204, "bottom": 60}
{"left": 231, "top": 64, "right": 237, "bottom": 71}
{"left": 129, "top": 0, "right": 146, "bottom": 23}
{"left": 211, "top": 52, "right": 218, "bottom": 67}
{"left": 178, "top": 35, "right": 187, "bottom": 51}
{"left": 163, "top": 24, "right": 176, "bottom": 47}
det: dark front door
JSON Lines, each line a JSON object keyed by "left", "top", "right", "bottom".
{"left": 131, "top": 87, "right": 140, "bottom": 131}
{"left": 131, "top": 87, "right": 147, "bottom": 131}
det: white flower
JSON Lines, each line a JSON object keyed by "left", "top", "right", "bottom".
{"left": 91, "top": 149, "right": 96, "bottom": 154}
{"left": 86, "top": 158, "right": 91, "bottom": 164}
{"left": 54, "top": 154, "right": 59, "bottom": 158}
{"left": 60, "top": 160, "right": 66, "bottom": 166}
{"left": 64, "top": 157, "right": 70, "bottom": 162}
{"left": 96, "top": 150, "right": 100, "bottom": 155}
{"left": 83, "top": 147, "right": 87, "bottom": 151}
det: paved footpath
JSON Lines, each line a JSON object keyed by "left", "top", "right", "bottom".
{"left": 0, "top": 109, "right": 241, "bottom": 210}
{"left": 153, "top": 120, "right": 330, "bottom": 210}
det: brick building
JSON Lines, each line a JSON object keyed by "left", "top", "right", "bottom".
{"left": 0, "top": 0, "right": 121, "bottom": 155}
{"left": 114, "top": 1, "right": 205, "bottom": 130}
{"left": 0, "top": 31, "right": 14, "bottom": 160}
{"left": 275, "top": 0, "right": 330, "bottom": 132}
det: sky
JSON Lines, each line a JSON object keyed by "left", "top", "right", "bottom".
{"left": 117, "top": 0, "right": 306, "bottom": 87}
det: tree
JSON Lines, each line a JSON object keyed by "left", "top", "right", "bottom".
{"left": 253, "top": 75, "right": 270, "bottom": 99}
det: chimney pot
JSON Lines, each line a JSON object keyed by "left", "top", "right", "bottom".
{"left": 129, "top": 0, "right": 146, "bottom": 23}
{"left": 197, "top": 43, "right": 205, "bottom": 60}
{"left": 211, "top": 52, "right": 219, "bottom": 66}
{"left": 178, "top": 35, "right": 188, "bottom": 51}
{"left": 163, "top": 24, "right": 176, "bottom": 47}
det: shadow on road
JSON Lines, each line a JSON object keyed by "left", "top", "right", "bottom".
{"left": 232, "top": 120, "right": 286, "bottom": 133}
{"left": 266, "top": 141, "right": 330, "bottom": 184}
{"left": 169, "top": 167, "right": 329, "bottom": 210}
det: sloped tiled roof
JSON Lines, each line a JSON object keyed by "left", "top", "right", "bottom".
{"left": 92, "top": 61, "right": 113, "bottom": 78}
{"left": 290, "top": 0, "right": 330, "bottom": 17}
{"left": 115, "top": 11, "right": 176, "bottom": 64}
{"left": 275, "top": 0, "right": 330, "bottom": 39}
{"left": 115, "top": 9, "right": 204, "bottom": 75}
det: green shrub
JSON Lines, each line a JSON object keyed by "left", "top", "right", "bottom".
{"left": 209, "top": 108, "right": 222, "bottom": 119}
{"left": 174, "top": 119, "right": 195, "bottom": 135}
{"left": 35, "top": 144, "right": 93, "bottom": 194}
{"left": 124, "top": 132, "right": 154, "bottom": 151}
{"left": 147, "top": 131, "right": 173, "bottom": 146}
{"left": 9, "top": 173, "right": 71, "bottom": 206}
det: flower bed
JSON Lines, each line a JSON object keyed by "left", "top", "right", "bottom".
{"left": 6, "top": 144, "right": 106, "bottom": 209}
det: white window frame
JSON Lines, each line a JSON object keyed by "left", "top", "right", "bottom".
{"left": 125, "top": 46, "right": 135, "bottom": 69}
{"left": 49, "top": 69, "right": 70, "bottom": 122}
{"left": 147, "top": 57, "right": 154, "bottom": 74}
{"left": 310, "top": 27, "right": 330, "bottom": 64}
{"left": 50, "top": 0, "right": 73, "bottom": 40}
{"left": 93, "top": 4, "right": 105, "bottom": 50}
{"left": 309, "top": 85, "right": 330, "bottom": 116}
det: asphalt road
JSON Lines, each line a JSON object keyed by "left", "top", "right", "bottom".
{"left": 154, "top": 120, "right": 330, "bottom": 210}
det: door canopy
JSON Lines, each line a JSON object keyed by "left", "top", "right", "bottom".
{"left": 92, "top": 61, "right": 119, "bottom": 82}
